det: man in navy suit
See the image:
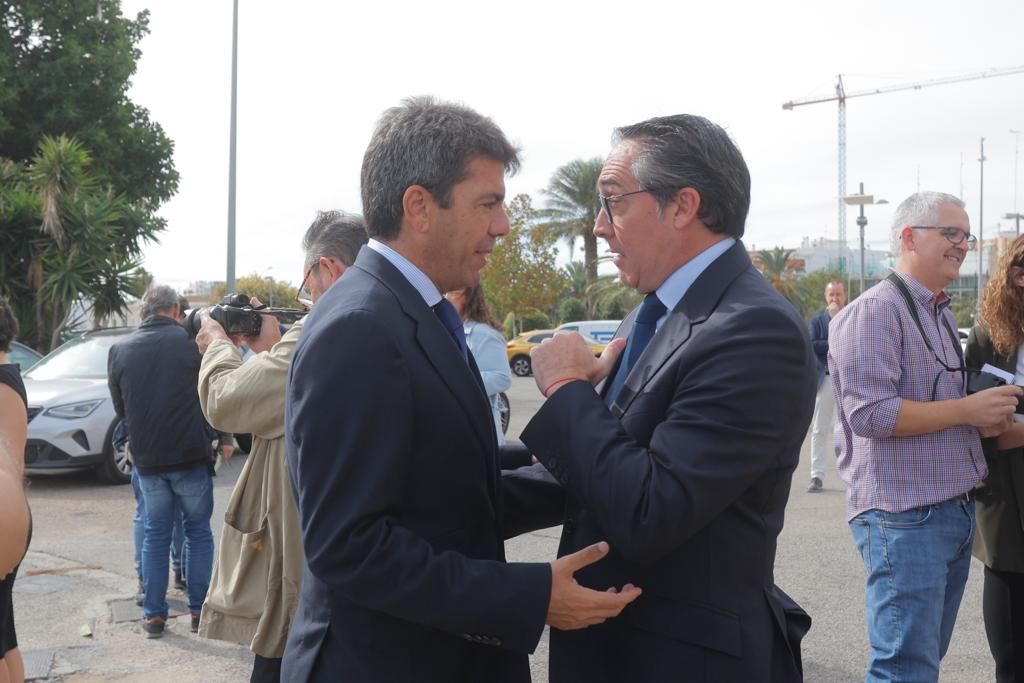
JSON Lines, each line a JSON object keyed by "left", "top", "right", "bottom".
{"left": 806, "top": 279, "right": 846, "bottom": 493}
{"left": 282, "top": 97, "right": 640, "bottom": 683}
{"left": 523, "top": 114, "right": 817, "bottom": 682}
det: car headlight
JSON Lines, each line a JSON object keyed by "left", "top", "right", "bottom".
{"left": 43, "top": 399, "right": 104, "bottom": 420}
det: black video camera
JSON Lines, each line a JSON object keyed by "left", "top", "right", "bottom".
{"left": 966, "top": 369, "right": 1024, "bottom": 414}
{"left": 183, "top": 293, "right": 305, "bottom": 339}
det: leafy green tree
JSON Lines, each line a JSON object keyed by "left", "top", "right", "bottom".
{"left": 482, "top": 194, "right": 566, "bottom": 333}
{"left": 210, "top": 274, "right": 298, "bottom": 308}
{"left": 0, "top": 0, "right": 178, "bottom": 209}
{"left": 558, "top": 297, "right": 587, "bottom": 324}
{"left": 540, "top": 158, "right": 603, "bottom": 284}
{"left": 951, "top": 292, "right": 977, "bottom": 328}
{"left": 0, "top": 136, "right": 157, "bottom": 351}
{"left": 790, "top": 270, "right": 844, "bottom": 321}
{"left": 753, "top": 247, "right": 797, "bottom": 300}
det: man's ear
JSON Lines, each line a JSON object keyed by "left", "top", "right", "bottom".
{"left": 401, "top": 185, "right": 433, "bottom": 234}
{"left": 900, "top": 226, "right": 915, "bottom": 252}
{"left": 320, "top": 257, "right": 346, "bottom": 284}
{"left": 669, "top": 187, "right": 701, "bottom": 229}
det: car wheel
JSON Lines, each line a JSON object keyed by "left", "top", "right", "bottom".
{"left": 510, "top": 355, "right": 532, "bottom": 377}
{"left": 97, "top": 420, "right": 132, "bottom": 485}
{"left": 496, "top": 392, "right": 510, "bottom": 435}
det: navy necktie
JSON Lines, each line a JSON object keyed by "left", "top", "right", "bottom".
{"left": 606, "top": 293, "right": 667, "bottom": 404}
{"left": 433, "top": 298, "right": 468, "bottom": 362}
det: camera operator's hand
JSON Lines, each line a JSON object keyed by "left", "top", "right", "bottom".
{"left": 195, "top": 309, "right": 232, "bottom": 354}
{"left": 246, "top": 297, "right": 282, "bottom": 354}
{"left": 961, "top": 385, "right": 1022, "bottom": 428}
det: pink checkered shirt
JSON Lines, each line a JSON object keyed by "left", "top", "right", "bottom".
{"left": 827, "top": 271, "right": 986, "bottom": 521}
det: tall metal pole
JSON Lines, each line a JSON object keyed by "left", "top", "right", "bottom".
{"left": 837, "top": 76, "right": 848, "bottom": 292}
{"left": 978, "top": 138, "right": 986, "bottom": 302}
{"left": 226, "top": 0, "right": 239, "bottom": 292}
{"left": 857, "top": 182, "right": 867, "bottom": 296}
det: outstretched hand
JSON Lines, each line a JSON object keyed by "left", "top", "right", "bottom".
{"left": 546, "top": 541, "right": 641, "bottom": 631}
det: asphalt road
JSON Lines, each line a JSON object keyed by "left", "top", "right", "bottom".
{"left": 15, "top": 375, "right": 995, "bottom": 682}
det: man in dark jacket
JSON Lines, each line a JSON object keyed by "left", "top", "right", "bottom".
{"left": 108, "top": 284, "right": 215, "bottom": 639}
{"left": 807, "top": 279, "right": 846, "bottom": 492}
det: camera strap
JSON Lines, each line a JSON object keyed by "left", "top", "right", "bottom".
{"left": 885, "top": 272, "right": 964, "bottom": 368}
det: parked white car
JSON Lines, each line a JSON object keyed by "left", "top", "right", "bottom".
{"left": 23, "top": 328, "right": 132, "bottom": 484}
{"left": 554, "top": 320, "right": 621, "bottom": 346}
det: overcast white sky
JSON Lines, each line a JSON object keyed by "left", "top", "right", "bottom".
{"left": 121, "top": 0, "right": 1024, "bottom": 289}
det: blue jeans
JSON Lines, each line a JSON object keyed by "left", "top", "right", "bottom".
{"left": 139, "top": 465, "right": 214, "bottom": 618}
{"left": 132, "top": 469, "right": 185, "bottom": 580}
{"left": 850, "top": 497, "right": 975, "bottom": 683}
{"left": 131, "top": 468, "right": 144, "bottom": 580}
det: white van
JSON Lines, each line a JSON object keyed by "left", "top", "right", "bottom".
{"left": 555, "top": 320, "right": 621, "bottom": 346}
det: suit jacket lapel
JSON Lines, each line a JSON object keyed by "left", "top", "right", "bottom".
{"left": 354, "top": 250, "right": 496, "bottom": 462}
{"left": 609, "top": 241, "right": 753, "bottom": 416}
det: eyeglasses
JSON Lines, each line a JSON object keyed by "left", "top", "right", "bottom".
{"left": 598, "top": 188, "right": 656, "bottom": 225}
{"left": 910, "top": 226, "right": 978, "bottom": 251}
{"left": 296, "top": 263, "right": 318, "bottom": 309}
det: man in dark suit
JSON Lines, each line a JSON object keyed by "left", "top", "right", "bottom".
{"left": 522, "top": 114, "right": 817, "bottom": 682}
{"left": 806, "top": 279, "right": 846, "bottom": 493}
{"left": 282, "top": 97, "right": 640, "bottom": 683}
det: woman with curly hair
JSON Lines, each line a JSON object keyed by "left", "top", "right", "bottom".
{"left": 965, "top": 234, "right": 1024, "bottom": 682}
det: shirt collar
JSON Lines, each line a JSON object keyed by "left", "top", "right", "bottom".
{"left": 652, "top": 237, "right": 736, "bottom": 313}
{"left": 890, "top": 269, "right": 951, "bottom": 309}
{"left": 367, "top": 239, "right": 443, "bottom": 307}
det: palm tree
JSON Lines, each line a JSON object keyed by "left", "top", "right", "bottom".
{"left": 540, "top": 158, "right": 603, "bottom": 284}
{"left": 754, "top": 247, "right": 797, "bottom": 299}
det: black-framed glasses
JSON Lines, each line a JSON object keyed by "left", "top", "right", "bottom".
{"left": 598, "top": 188, "right": 655, "bottom": 225}
{"left": 296, "top": 263, "right": 319, "bottom": 309}
{"left": 910, "top": 226, "right": 978, "bottom": 251}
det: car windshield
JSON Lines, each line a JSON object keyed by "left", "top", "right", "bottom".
{"left": 8, "top": 344, "right": 41, "bottom": 374}
{"left": 25, "top": 334, "right": 123, "bottom": 380}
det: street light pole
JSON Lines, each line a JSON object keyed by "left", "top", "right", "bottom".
{"left": 225, "top": 0, "right": 239, "bottom": 293}
{"left": 978, "top": 137, "right": 986, "bottom": 302}
{"left": 843, "top": 182, "right": 887, "bottom": 296}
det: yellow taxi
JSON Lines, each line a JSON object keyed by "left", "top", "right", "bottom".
{"left": 506, "top": 329, "right": 605, "bottom": 377}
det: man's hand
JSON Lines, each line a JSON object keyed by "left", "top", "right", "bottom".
{"left": 530, "top": 334, "right": 626, "bottom": 395}
{"left": 979, "top": 414, "right": 1015, "bottom": 438}
{"left": 961, "top": 385, "right": 1022, "bottom": 428}
{"left": 220, "top": 444, "right": 236, "bottom": 463}
{"left": 195, "top": 309, "right": 231, "bottom": 354}
{"left": 246, "top": 297, "right": 281, "bottom": 354}
{"left": 546, "top": 541, "right": 641, "bottom": 631}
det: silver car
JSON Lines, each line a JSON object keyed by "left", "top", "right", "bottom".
{"left": 24, "top": 328, "right": 132, "bottom": 484}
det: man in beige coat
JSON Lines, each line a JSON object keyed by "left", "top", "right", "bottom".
{"left": 194, "top": 211, "right": 368, "bottom": 683}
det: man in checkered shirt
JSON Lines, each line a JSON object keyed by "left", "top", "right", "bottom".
{"left": 829, "top": 191, "right": 1021, "bottom": 682}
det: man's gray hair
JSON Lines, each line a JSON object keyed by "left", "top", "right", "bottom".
{"left": 302, "top": 210, "right": 369, "bottom": 270}
{"left": 360, "top": 96, "right": 519, "bottom": 240}
{"left": 141, "top": 284, "right": 180, "bottom": 319}
{"left": 889, "top": 191, "right": 966, "bottom": 256}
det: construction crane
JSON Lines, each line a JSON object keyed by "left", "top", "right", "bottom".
{"left": 783, "top": 66, "right": 1024, "bottom": 274}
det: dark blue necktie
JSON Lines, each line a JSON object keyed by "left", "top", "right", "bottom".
{"left": 606, "top": 293, "right": 667, "bottom": 403}
{"left": 433, "top": 298, "right": 468, "bottom": 362}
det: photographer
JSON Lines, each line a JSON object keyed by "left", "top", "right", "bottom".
{"left": 965, "top": 234, "right": 1024, "bottom": 682}
{"left": 829, "top": 192, "right": 1020, "bottom": 681}
{"left": 193, "top": 211, "right": 366, "bottom": 683}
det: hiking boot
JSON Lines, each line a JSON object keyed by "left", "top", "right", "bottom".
{"left": 806, "top": 477, "right": 823, "bottom": 493}
{"left": 142, "top": 616, "right": 165, "bottom": 639}
{"left": 174, "top": 569, "right": 187, "bottom": 592}
{"left": 191, "top": 612, "right": 201, "bottom": 633}
{"left": 134, "top": 577, "right": 145, "bottom": 607}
